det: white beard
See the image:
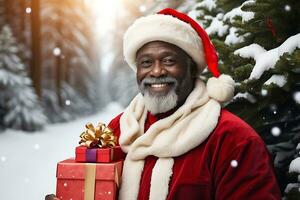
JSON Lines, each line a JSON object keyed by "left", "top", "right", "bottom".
{"left": 143, "top": 89, "right": 178, "bottom": 115}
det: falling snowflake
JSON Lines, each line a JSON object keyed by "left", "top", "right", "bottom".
{"left": 139, "top": 5, "right": 146, "bottom": 12}
{"left": 64, "top": 182, "right": 68, "bottom": 187}
{"left": 65, "top": 100, "right": 71, "bottom": 106}
{"left": 261, "top": 89, "right": 268, "bottom": 96}
{"left": 53, "top": 47, "right": 61, "bottom": 56}
{"left": 0, "top": 156, "right": 6, "bottom": 162}
{"left": 33, "top": 144, "right": 40, "bottom": 150}
{"left": 25, "top": 7, "right": 31, "bottom": 14}
{"left": 284, "top": 5, "right": 291, "bottom": 11}
{"left": 231, "top": 160, "right": 238, "bottom": 168}
{"left": 293, "top": 91, "right": 300, "bottom": 104}
{"left": 271, "top": 127, "right": 281, "bottom": 137}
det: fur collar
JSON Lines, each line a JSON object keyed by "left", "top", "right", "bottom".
{"left": 119, "top": 79, "right": 221, "bottom": 200}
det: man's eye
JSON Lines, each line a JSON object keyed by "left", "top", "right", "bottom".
{"left": 163, "top": 57, "right": 175, "bottom": 65}
{"left": 139, "top": 59, "right": 152, "bottom": 67}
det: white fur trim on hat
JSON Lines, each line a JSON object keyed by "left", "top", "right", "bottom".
{"left": 123, "top": 14, "right": 205, "bottom": 72}
{"left": 207, "top": 74, "right": 235, "bottom": 103}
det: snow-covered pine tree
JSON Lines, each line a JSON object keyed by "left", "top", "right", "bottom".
{"left": 191, "top": 0, "right": 300, "bottom": 197}
{"left": 0, "top": 25, "right": 47, "bottom": 131}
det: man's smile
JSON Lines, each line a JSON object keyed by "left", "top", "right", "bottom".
{"left": 143, "top": 81, "right": 175, "bottom": 94}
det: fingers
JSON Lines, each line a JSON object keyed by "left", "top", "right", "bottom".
{"left": 45, "top": 194, "right": 60, "bottom": 200}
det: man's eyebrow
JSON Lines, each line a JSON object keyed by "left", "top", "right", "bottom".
{"left": 137, "top": 51, "right": 179, "bottom": 59}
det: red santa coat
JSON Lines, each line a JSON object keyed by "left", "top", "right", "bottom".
{"left": 108, "top": 109, "right": 281, "bottom": 200}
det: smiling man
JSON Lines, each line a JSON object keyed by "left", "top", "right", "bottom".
{"left": 46, "top": 8, "right": 281, "bottom": 200}
{"left": 136, "top": 41, "right": 196, "bottom": 115}
{"left": 109, "top": 8, "right": 281, "bottom": 200}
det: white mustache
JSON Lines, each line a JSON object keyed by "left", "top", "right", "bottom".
{"left": 140, "top": 77, "right": 177, "bottom": 90}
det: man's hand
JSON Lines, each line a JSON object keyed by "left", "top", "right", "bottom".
{"left": 45, "top": 194, "right": 60, "bottom": 200}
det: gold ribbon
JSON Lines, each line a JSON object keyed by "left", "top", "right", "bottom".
{"left": 79, "top": 122, "right": 117, "bottom": 148}
{"left": 84, "top": 164, "right": 96, "bottom": 200}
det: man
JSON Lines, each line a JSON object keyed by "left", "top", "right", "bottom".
{"left": 47, "top": 8, "right": 281, "bottom": 200}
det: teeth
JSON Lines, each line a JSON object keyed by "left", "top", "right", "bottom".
{"left": 150, "top": 83, "right": 167, "bottom": 88}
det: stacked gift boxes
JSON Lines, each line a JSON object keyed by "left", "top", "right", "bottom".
{"left": 56, "top": 123, "right": 125, "bottom": 200}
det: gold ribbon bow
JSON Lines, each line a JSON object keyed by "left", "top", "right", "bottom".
{"left": 79, "top": 122, "right": 117, "bottom": 148}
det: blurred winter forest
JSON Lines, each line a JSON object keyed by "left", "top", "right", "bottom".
{"left": 0, "top": 0, "right": 299, "bottom": 198}
{"left": 0, "top": 0, "right": 192, "bottom": 132}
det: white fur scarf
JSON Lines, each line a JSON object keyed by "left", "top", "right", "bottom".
{"left": 119, "top": 79, "right": 221, "bottom": 200}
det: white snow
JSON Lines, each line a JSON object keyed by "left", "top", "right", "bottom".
{"left": 264, "top": 75, "right": 287, "bottom": 87}
{"left": 187, "top": 9, "right": 199, "bottom": 21}
{"left": 271, "top": 126, "right": 281, "bottom": 137}
{"left": 0, "top": 102, "right": 123, "bottom": 200}
{"left": 284, "top": 5, "right": 291, "bottom": 12}
{"left": 294, "top": 92, "right": 300, "bottom": 104}
{"left": 65, "top": 99, "right": 71, "bottom": 106}
{"left": 25, "top": 7, "right": 32, "bottom": 14}
{"left": 52, "top": 47, "right": 61, "bottom": 56}
{"left": 261, "top": 89, "right": 268, "bottom": 96}
{"left": 195, "top": 0, "right": 217, "bottom": 12}
{"left": 230, "top": 160, "right": 238, "bottom": 168}
{"left": 234, "top": 43, "right": 266, "bottom": 60}
{"left": 225, "top": 27, "right": 246, "bottom": 45}
{"left": 205, "top": 13, "right": 229, "bottom": 37}
{"left": 1, "top": 156, "right": 7, "bottom": 162}
{"left": 139, "top": 5, "right": 147, "bottom": 12}
{"left": 223, "top": 0, "right": 255, "bottom": 23}
{"left": 233, "top": 92, "right": 256, "bottom": 103}
{"left": 289, "top": 157, "right": 300, "bottom": 173}
{"left": 285, "top": 183, "right": 300, "bottom": 193}
{"left": 234, "top": 33, "right": 300, "bottom": 79}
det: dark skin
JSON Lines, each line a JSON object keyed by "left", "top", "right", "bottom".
{"left": 45, "top": 41, "right": 197, "bottom": 200}
{"left": 136, "top": 41, "right": 197, "bottom": 107}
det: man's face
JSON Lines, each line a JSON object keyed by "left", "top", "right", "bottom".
{"left": 136, "top": 41, "right": 196, "bottom": 114}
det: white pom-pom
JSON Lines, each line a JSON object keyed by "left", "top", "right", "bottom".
{"left": 207, "top": 74, "right": 235, "bottom": 103}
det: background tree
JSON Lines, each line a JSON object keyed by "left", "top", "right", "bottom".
{"left": 191, "top": 0, "right": 300, "bottom": 197}
{"left": 40, "top": 0, "right": 101, "bottom": 122}
{"left": 30, "top": 0, "right": 41, "bottom": 97}
{"left": 0, "top": 25, "right": 47, "bottom": 131}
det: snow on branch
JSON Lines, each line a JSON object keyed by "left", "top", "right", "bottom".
{"left": 205, "top": 14, "right": 229, "bottom": 37}
{"left": 264, "top": 75, "right": 287, "bottom": 87}
{"left": 223, "top": 0, "right": 255, "bottom": 23}
{"left": 234, "top": 33, "right": 300, "bottom": 79}
{"left": 225, "top": 27, "right": 246, "bottom": 45}
{"left": 195, "top": 0, "right": 216, "bottom": 12}
{"left": 233, "top": 92, "right": 256, "bottom": 103}
{"left": 289, "top": 157, "right": 300, "bottom": 173}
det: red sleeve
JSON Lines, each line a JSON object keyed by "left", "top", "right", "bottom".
{"left": 107, "top": 113, "right": 123, "bottom": 145}
{"left": 214, "top": 137, "right": 281, "bottom": 200}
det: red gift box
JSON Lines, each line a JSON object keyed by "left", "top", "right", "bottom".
{"left": 75, "top": 146, "right": 125, "bottom": 163}
{"left": 56, "top": 159, "right": 123, "bottom": 200}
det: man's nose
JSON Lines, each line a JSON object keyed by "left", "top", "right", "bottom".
{"left": 150, "top": 61, "right": 167, "bottom": 77}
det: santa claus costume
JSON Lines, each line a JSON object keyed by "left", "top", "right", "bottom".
{"left": 108, "top": 8, "right": 281, "bottom": 200}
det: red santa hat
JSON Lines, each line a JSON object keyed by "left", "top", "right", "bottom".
{"left": 123, "top": 8, "right": 235, "bottom": 103}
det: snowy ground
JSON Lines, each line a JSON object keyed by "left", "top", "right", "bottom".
{"left": 0, "top": 103, "right": 123, "bottom": 200}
